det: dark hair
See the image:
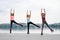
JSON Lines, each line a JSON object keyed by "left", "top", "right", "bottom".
{"left": 11, "top": 13, "right": 14, "bottom": 16}
{"left": 27, "top": 15, "right": 30, "bottom": 17}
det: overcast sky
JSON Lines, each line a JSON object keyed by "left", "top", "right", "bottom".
{"left": 0, "top": 0, "right": 60, "bottom": 24}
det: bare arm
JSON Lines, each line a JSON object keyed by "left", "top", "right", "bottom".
{"left": 26, "top": 10, "right": 28, "bottom": 18}
{"left": 10, "top": 9, "right": 15, "bottom": 13}
{"left": 41, "top": 8, "right": 42, "bottom": 13}
{"left": 13, "top": 9, "right": 15, "bottom": 13}
{"left": 44, "top": 9, "right": 46, "bottom": 13}
{"left": 41, "top": 9, "right": 43, "bottom": 16}
{"left": 10, "top": 9, "right": 12, "bottom": 14}
{"left": 30, "top": 10, "right": 31, "bottom": 17}
{"left": 27, "top": 10, "right": 28, "bottom": 15}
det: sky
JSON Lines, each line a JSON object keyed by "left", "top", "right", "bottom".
{"left": 0, "top": 0, "right": 60, "bottom": 24}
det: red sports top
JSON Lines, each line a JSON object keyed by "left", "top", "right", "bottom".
{"left": 41, "top": 13, "right": 46, "bottom": 22}
{"left": 10, "top": 13, "right": 14, "bottom": 20}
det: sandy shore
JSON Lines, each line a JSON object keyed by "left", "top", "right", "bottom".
{"left": 0, "top": 33, "right": 60, "bottom": 40}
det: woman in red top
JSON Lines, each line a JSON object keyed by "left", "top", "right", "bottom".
{"left": 41, "top": 9, "right": 54, "bottom": 35}
{"left": 10, "top": 9, "right": 23, "bottom": 34}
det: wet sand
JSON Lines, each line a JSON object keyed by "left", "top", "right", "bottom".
{"left": 0, "top": 33, "right": 60, "bottom": 40}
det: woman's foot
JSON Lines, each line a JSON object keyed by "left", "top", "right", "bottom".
{"left": 27, "top": 32, "right": 29, "bottom": 34}
{"left": 41, "top": 32, "right": 43, "bottom": 35}
{"left": 51, "top": 29, "right": 54, "bottom": 32}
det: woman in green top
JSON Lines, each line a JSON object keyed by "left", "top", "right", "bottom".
{"left": 26, "top": 10, "right": 40, "bottom": 34}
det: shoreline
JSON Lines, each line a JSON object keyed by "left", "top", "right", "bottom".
{"left": 0, "top": 33, "right": 60, "bottom": 40}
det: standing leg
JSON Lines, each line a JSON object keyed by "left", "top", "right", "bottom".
{"left": 10, "top": 21, "right": 13, "bottom": 34}
{"left": 13, "top": 20, "right": 23, "bottom": 27}
{"left": 27, "top": 22, "right": 30, "bottom": 34}
{"left": 41, "top": 23, "right": 44, "bottom": 35}
{"left": 29, "top": 22, "right": 40, "bottom": 28}
{"left": 45, "top": 21, "right": 54, "bottom": 32}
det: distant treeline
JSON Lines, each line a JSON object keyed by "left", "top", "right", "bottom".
{"left": 0, "top": 23, "right": 60, "bottom": 30}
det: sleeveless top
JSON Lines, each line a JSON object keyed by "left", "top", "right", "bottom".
{"left": 27, "top": 18, "right": 30, "bottom": 22}
{"left": 41, "top": 13, "right": 46, "bottom": 22}
{"left": 10, "top": 15, "right": 14, "bottom": 20}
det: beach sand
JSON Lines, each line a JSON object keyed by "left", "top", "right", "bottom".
{"left": 0, "top": 33, "right": 60, "bottom": 40}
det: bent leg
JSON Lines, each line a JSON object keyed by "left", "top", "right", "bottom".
{"left": 29, "top": 22, "right": 40, "bottom": 28}
{"left": 45, "top": 21, "right": 54, "bottom": 32}
{"left": 13, "top": 20, "right": 23, "bottom": 27}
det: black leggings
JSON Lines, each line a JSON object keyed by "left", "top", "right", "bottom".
{"left": 10, "top": 20, "right": 23, "bottom": 33}
{"left": 41, "top": 21, "right": 53, "bottom": 34}
{"left": 27, "top": 22, "right": 40, "bottom": 34}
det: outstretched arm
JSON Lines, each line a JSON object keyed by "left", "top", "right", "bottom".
{"left": 26, "top": 10, "right": 31, "bottom": 18}
{"left": 13, "top": 9, "right": 15, "bottom": 13}
{"left": 26, "top": 10, "right": 28, "bottom": 18}
{"left": 10, "top": 9, "right": 15, "bottom": 13}
{"left": 10, "top": 9, "right": 12, "bottom": 14}
{"left": 30, "top": 10, "right": 31, "bottom": 17}
{"left": 44, "top": 9, "right": 46, "bottom": 13}
{"left": 44, "top": 9, "right": 46, "bottom": 16}
{"left": 27, "top": 10, "right": 28, "bottom": 15}
{"left": 41, "top": 9, "right": 43, "bottom": 16}
{"left": 41, "top": 8, "right": 42, "bottom": 13}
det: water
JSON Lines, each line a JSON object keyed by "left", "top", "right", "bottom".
{"left": 0, "top": 23, "right": 60, "bottom": 30}
{"left": 0, "top": 23, "right": 60, "bottom": 34}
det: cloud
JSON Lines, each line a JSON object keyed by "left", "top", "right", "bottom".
{"left": 0, "top": 0, "right": 60, "bottom": 24}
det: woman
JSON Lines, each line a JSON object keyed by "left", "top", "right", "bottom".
{"left": 26, "top": 10, "right": 40, "bottom": 34}
{"left": 10, "top": 9, "right": 23, "bottom": 34}
{"left": 41, "top": 9, "right": 54, "bottom": 35}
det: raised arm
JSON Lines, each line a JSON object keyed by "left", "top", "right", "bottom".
{"left": 26, "top": 10, "right": 28, "bottom": 18}
{"left": 30, "top": 10, "right": 31, "bottom": 17}
{"left": 26, "top": 10, "right": 28, "bottom": 15}
{"left": 41, "top": 8, "right": 42, "bottom": 13}
{"left": 41, "top": 8, "right": 43, "bottom": 17}
{"left": 26, "top": 10, "right": 31, "bottom": 18}
{"left": 10, "top": 9, "right": 15, "bottom": 13}
{"left": 44, "top": 9, "right": 46, "bottom": 13}
{"left": 10, "top": 9, "right": 12, "bottom": 14}
{"left": 41, "top": 8, "right": 46, "bottom": 16}
{"left": 13, "top": 9, "right": 15, "bottom": 13}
